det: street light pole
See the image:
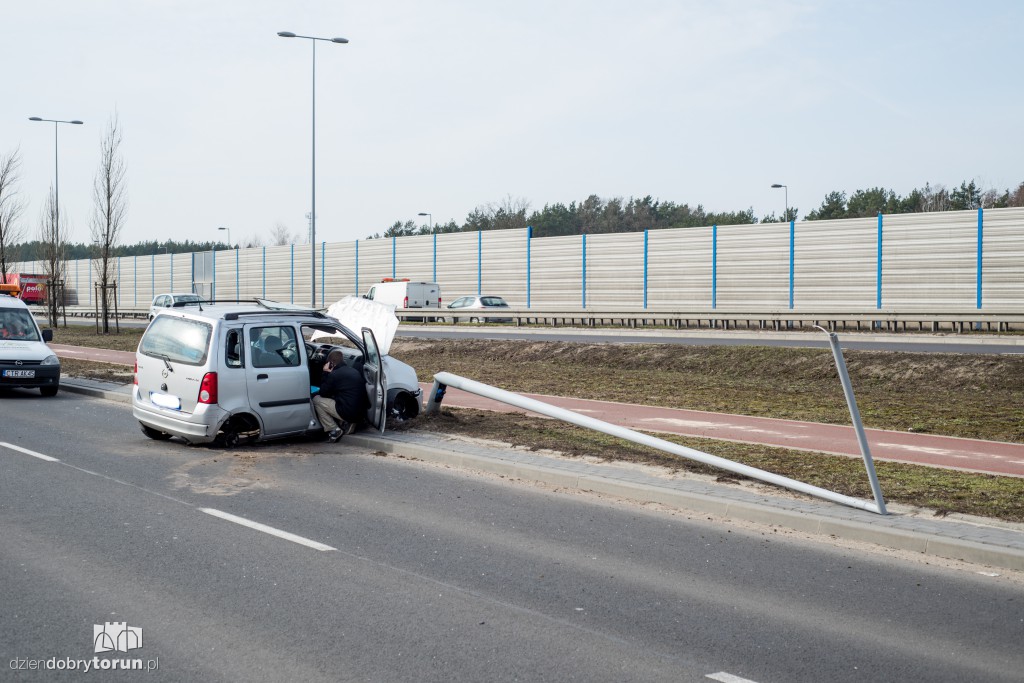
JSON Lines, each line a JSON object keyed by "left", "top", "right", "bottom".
{"left": 278, "top": 30, "right": 349, "bottom": 308}
{"left": 418, "top": 212, "right": 433, "bottom": 231}
{"left": 771, "top": 183, "right": 788, "bottom": 222}
{"left": 218, "top": 226, "right": 231, "bottom": 249}
{"left": 28, "top": 117, "right": 83, "bottom": 244}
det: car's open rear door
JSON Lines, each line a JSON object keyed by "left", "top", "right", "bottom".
{"left": 361, "top": 327, "right": 387, "bottom": 433}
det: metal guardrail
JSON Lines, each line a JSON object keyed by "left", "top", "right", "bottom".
{"left": 42, "top": 304, "right": 1024, "bottom": 333}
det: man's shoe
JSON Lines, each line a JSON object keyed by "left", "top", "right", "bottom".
{"left": 327, "top": 428, "right": 343, "bottom": 443}
{"left": 342, "top": 421, "right": 357, "bottom": 436}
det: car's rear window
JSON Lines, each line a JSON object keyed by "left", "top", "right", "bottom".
{"left": 139, "top": 316, "right": 212, "bottom": 366}
{"left": 175, "top": 295, "right": 202, "bottom": 304}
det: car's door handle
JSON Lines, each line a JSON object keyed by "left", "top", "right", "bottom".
{"left": 257, "top": 373, "right": 269, "bottom": 380}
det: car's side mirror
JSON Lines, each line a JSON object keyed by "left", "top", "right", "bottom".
{"left": 42, "top": 329, "right": 53, "bottom": 342}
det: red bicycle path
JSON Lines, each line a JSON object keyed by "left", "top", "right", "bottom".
{"left": 53, "top": 343, "right": 1024, "bottom": 478}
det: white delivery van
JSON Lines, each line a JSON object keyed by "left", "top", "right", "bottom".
{"left": 363, "top": 279, "right": 441, "bottom": 318}
{"left": 0, "top": 291, "right": 61, "bottom": 396}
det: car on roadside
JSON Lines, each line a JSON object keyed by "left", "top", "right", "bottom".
{"left": 149, "top": 292, "right": 205, "bottom": 321}
{"left": 442, "top": 295, "right": 513, "bottom": 323}
{"left": 132, "top": 298, "right": 421, "bottom": 446}
{"left": 0, "top": 292, "right": 60, "bottom": 396}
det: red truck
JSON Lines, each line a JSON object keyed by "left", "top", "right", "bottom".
{"left": 0, "top": 273, "right": 48, "bottom": 305}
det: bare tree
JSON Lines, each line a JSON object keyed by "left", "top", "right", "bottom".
{"left": 90, "top": 115, "right": 128, "bottom": 333}
{"left": 269, "top": 221, "right": 296, "bottom": 246}
{"left": 0, "top": 147, "right": 26, "bottom": 283}
{"left": 38, "top": 187, "right": 68, "bottom": 327}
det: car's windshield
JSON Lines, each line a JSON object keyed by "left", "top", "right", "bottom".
{"left": 139, "top": 316, "right": 212, "bottom": 365}
{"left": 0, "top": 309, "right": 40, "bottom": 341}
{"left": 480, "top": 297, "right": 508, "bottom": 307}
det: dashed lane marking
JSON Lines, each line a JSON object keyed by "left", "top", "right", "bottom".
{"left": 200, "top": 508, "right": 336, "bottom": 552}
{"left": 0, "top": 442, "right": 60, "bottom": 462}
{"left": 707, "top": 673, "right": 760, "bottom": 683}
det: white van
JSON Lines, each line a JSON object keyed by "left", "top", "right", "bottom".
{"left": 0, "top": 293, "right": 61, "bottom": 396}
{"left": 364, "top": 279, "right": 441, "bottom": 311}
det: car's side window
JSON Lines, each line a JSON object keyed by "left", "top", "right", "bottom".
{"left": 250, "top": 325, "right": 301, "bottom": 368}
{"left": 225, "top": 328, "right": 243, "bottom": 368}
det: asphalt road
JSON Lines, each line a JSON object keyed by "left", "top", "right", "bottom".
{"left": 3, "top": 390, "right": 1023, "bottom": 682}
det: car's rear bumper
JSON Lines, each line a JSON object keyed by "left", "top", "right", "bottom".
{"left": 133, "top": 388, "right": 228, "bottom": 443}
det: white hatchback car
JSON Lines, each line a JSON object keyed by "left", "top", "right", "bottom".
{"left": 132, "top": 299, "right": 421, "bottom": 446}
{"left": 0, "top": 293, "right": 61, "bottom": 396}
{"left": 149, "top": 292, "right": 205, "bottom": 321}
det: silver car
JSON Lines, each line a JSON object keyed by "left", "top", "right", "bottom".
{"left": 443, "top": 295, "right": 513, "bottom": 323}
{"left": 148, "top": 292, "right": 205, "bottom": 321}
{"left": 132, "top": 299, "right": 421, "bottom": 446}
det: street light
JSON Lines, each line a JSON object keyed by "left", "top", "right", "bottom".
{"left": 218, "top": 226, "right": 231, "bottom": 249}
{"left": 278, "top": 30, "right": 349, "bottom": 307}
{"left": 771, "top": 183, "right": 788, "bottom": 223}
{"left": 418, "top": 212, "right": 432, "bottom": 230}
{"left": 28, "top": 117, "right": 83, "bottom": 242}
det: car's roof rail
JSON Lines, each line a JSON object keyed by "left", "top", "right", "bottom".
{"left": 223, "top": 309, "right": 328, "bottom": 321}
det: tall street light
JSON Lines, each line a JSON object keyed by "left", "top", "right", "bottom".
{"left": 218, "top": 226, "right": 231, "bottom": 249}
{"left": 418, "top": 212, "right": 432, "bottom": 231}
{"left": 771, "top": 183, "right": 789, "bottom": 222}
{"left": 28, "top": 117, "right": 83, "bottom": 242}
{"left": 278, "top": 30, "right": 349, "bottom": 308}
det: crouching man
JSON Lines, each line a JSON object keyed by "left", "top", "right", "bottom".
{"left": 313, "top": 350, "right": 363, "bottom": 442}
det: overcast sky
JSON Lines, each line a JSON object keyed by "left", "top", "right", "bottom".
{"left": 4, "top": 0, "right": 1021, "bottom": 248}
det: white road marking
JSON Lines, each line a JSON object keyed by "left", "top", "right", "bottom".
{"left": 0, "top": 442, "right": 60, "bottom": 462}
{"left": 707, "top": 673, "right": 760, "bottom": 683}
{"left": 200, "top": 508, "right": 336, "bottom": 552}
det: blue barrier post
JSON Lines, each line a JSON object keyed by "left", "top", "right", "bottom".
{"left": 876, "top": 213, "right": 883, "bottom": 309}
{"left": 976, "top": 207, "right": 984, "bottom": 309}
{"left": 354, "top": 239, "right": 360, "bottom": 295}
{"left": 477, "top": 231, "right": 482, "bottom": 295}
{"left": 321, "top": 241, "right": 325, "bottom": 306}
{"left": 392, "top": 236, "right": 397, "bottom": 279}
{"left": 87, "top": 258, "right": 91, "bottom": 305}
{"left": 235, "top": 247, "right": 239, "bottom": 299}
{"left": 170, "top": 253, "right": 174, "bottom": 291}
{"left": 290, "top": 243, "right": 295, "bottom": 304}
{"left": 711, "top": 225, "right": 717, "bottom": 309}
{"left": 151, "top": 254, "right": 154, "bottom": 301}
{"left": 211, "top": 251, "right": 216, "bottom": 301}
{"left": 432, "top": 233, "right": 437, "bottom": 283}
{"left": 643, "top": 230, "right": 649, "bottom": 309}
{"left": 526, "top": 226, "right": 532, "bottom": 308}
{"left": 789, "top": 220, "right": 795, "bottom": 309}
{"left": 133, "top": 255, "right": 137, "bottom": 306}
{"left": 261, "top": 247, "right": 266, "bottom": 298}
{"left": 582, "top": 233, "right": 587, "bottom": 308}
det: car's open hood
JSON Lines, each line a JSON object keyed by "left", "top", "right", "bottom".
{"left": 314, "top": 295, "right": 399, "bottom": 355}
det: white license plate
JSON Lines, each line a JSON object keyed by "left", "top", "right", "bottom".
{"left": 3, "top": 369, "right": 35, "bottom": 378}
{"left": 150, "top": 391, "right": 181, "bottom": 410}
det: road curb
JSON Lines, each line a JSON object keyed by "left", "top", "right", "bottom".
{"left": 61, "top": 380, "right": 1024, "bottom": 573}
{"left": 345, "top": 433, "right": 1024, "bottom": 572}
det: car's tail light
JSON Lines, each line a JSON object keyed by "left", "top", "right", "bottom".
{"left": 198, "top": 372, "right": 218, "bottom": 404}
{"left": 403, "top": 295, "right": 409, "bottom": 308}
{"left": 133, "top": 361, "right": 138, "bottom": 385}
{"left": 438, "top": 297, "right": 442, "bottom": 306}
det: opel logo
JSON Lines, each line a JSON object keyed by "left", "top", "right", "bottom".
{"left": 161, "top": 368, "right": 169, "bottom": 379}
{"left": 15, "top": 360, "right": 23, "bottom": 366}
